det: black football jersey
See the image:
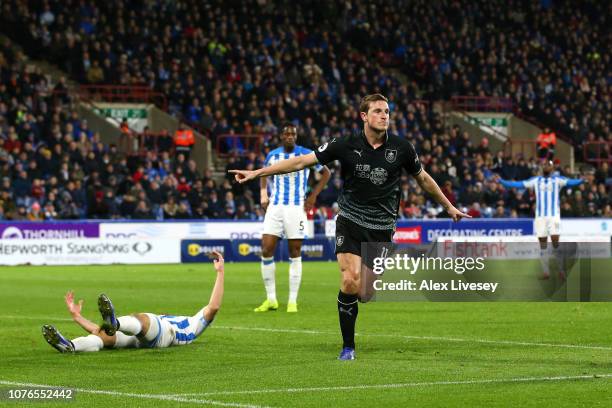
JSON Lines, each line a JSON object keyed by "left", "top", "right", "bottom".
{"left": 314, "top": 131, "right": 422, "bottom": 230}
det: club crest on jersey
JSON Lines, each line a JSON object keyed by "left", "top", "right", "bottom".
{"left": 336, "top": 235, "right": 344, "bottom": 247}
{"left": 385, "top": 149, "right": 397, "bottom": 163}
{"left": 369, "top": 167, "right": 388, "bottom": 185}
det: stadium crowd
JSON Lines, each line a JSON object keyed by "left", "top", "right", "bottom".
{"left": 0, "top": 1, "right": 611, "bottom": 225}
{"left": 1, "top": 0, "right": 608, "bottom": 155}
{"left": 1, "top": 39, "right": 610, "bottom": 224}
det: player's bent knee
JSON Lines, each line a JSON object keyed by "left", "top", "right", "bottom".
{"left": 95, "top": 330, "right": 116, "bottom": 348}
{"left": 134, "top": 313, "right": 150, "bottom": 335}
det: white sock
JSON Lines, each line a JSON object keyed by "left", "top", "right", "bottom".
{"left": 539, "top": 247, "right": 550, "bottom": 276}
{"left": 72, "top": 335, "right": 103, "bottom": 352}
{"left": 118, "top": 316, "right": 142, "bottom": 336}
{"left": 113, "top": 332, "right": 139, "bottom": 349}
{"left": 288, "top": 257, "right": 302, "bottom": 303}
{"left": 261, "top": 256, "right": 276, "bottom": 302}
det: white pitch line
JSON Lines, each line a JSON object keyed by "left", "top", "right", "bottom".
{"left": 6, "top": 315, "right": 612, "bottom": 351}
{"left": 170, "top": 373, "right": 612, "bottom": 397}
{"left": 0, "top": 380, "right": 270, "bottom": 408}
{"left": 2, "top": 315, "right": 74, "bottom": 322}
{"left": 213, "top": 325, "right": 612, "bottom": 351}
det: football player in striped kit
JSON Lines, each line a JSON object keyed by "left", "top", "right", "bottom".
{"left": 255, "top": 123, "right": 330, "bottom": 313}
{"left": 498, "top": 160, "right": 583, "bottom": 279}
{"left": 41, "top": 251, "right": 225, "bottom": 353}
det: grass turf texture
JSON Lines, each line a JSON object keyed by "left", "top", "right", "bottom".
{"left": 1, "top": 262, "right": 611, "bottom": 407}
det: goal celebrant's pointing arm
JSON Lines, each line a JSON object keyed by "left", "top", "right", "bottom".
{"left": 229, "top": 152, "right": 319, "bottom": 184}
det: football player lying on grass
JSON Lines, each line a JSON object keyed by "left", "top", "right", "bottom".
{"left": 42, "top": 251, "right": 225, "bottom": 353}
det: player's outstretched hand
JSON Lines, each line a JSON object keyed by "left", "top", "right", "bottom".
{"left": 211, "top": 250, "right": 225, "bottom": 274}
{"left": 64, "top": 290, "right": 84, "bottom": 317}
{"left": 448, "top": 206, "right": 472, "bottom": 222}
{"left": 228, "top": 169, "right": 258, "bottom": 184}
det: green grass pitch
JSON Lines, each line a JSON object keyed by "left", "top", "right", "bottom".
{"left": 1, "top": 262, "right": 611, "bottom": 407}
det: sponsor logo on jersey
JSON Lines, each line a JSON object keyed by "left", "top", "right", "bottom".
{"left": 369, "top": 167, "right": 388, "bottom": 185}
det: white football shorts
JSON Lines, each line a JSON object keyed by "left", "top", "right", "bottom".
{"left": 262, "top": 204, "right": 307, "bottom": 239}
{"left": 534, "top": 216, "right": 561, "bottom": 238}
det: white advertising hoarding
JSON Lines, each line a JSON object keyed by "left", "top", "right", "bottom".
{"left": 560, "top": 219, "right": 612, "bottom": 236}
{"left": 99, "top": 222, "right": 264, "bottom": 240}
{"left": 0, "top": 238, "right": 180, "bottom": 265}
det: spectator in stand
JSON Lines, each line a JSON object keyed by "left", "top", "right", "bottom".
{"left": 43, "top": 201, "right": 58, "bottom": 220}
{"left": 88, "top": 191, "right": 109, "bottom": 219}
{"left": 133, "top": 200, "right": 153, "bottom": 219}
{"left": 0, "top": 21, "right": 609, "bottom": 222}
{"left": 467, "top": 202, "right": 482, "bottom": 218}
{"left": 175, "top": 202, "right": 191, "bottom": 219}
{"left": 119, "top": 194, "right": 137, "bottom": 218}
{"left": 174, "top": 124, "right": 195, "bottom": 159}
{"left": 162, "top": 195, "right": 178, "bottom": 219}
{"left": 27, "top": 201, "right": 43, "bottom": 221}
{"left": 119, "top": 118, "right": 134, "bottom": 154}
{"left": 536, "top": 127, "right": 557, "bottom": 160}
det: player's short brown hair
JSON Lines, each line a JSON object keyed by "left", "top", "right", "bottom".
{"left": 359, "top": 94, "right": 389, "bottom": 114}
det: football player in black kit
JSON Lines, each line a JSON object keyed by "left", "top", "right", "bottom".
{"left": 230, "top": 94, "right": 470, "bottom": 360}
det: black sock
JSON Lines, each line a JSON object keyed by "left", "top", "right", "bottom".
{"left": 338, "top": 290, "right": 358, "bottom": 349}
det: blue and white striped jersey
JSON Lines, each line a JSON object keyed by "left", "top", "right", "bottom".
{"left": 501, "top": 176, "right": 583, "bottom": 218}
{"left": 265, "top": 145, "right": 323, "bottom": 206}
{"left": 159, "top": 313, "right": 210, "bottom": 346}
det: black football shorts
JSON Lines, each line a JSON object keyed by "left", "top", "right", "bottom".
{"left": 334, "top": 216, "right": 394, "bottom": 269}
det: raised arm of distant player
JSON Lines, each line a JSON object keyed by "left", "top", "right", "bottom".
{"left": 499, "top": 179, "right": 528, "bottom": 189}
{"left": 564, "top": 178, "right": 584, "bottom": 187}
{"left": 305, "top": 166, "right": 331, "bottom": 211}
{"left": 230, "top": 152, "right": 319, "bottom": 183}
{"left": 413, "top": 170, "right": 471, "bottom": 221}
{"left": 499, "top": 177, "right": 583, "bottom": 189}
{"left": 64, "top": 291, "right": 100, "bottom": 334}
{"left": 202, "top": 251, "right": 225, "bottom": 322}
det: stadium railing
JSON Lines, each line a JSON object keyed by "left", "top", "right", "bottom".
{"left": 450, "top": 96, "right": 513, "bottom": 113}
{"left": 117, "top": 131, "right": 174, "bottom": 157}
{"left": 77, "top": 85, "right": 167, "bottom": 111}
{"left": 583, "top": 142, "right": 612, "bottom": 164}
